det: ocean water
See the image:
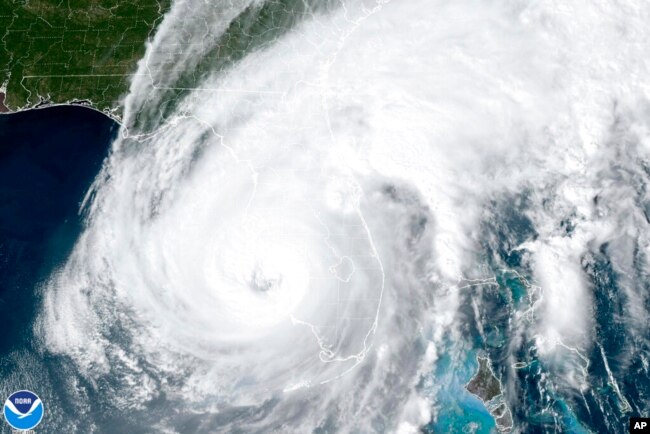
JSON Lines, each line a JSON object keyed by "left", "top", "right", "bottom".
{"left": 3, "top": 1, "right": 650, "bottom": 432}
{"left": 0, "top": 89, "right": 647, "bottom": 434}
{"left": 0, "top": 106, "right": 115, "bottom": 431}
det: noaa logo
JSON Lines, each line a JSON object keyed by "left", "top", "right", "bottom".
{"left": 3, "top": 390, "right": 44, "bottom": 431}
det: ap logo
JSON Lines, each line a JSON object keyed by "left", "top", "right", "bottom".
{"left": 3, "top": 390, "right": 44, "bottom": 431}
{"left": 631, "top": 418, "right": 650, "bottom": 433}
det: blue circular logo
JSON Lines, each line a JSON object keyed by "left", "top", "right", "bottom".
{"left": 3, "top": 390, "right": 44, "bottom": 431}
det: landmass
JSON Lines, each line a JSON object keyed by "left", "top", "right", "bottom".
{"left": 466, "top": 356, "right": 514, "bottom": 432}
{"left": 1, "top": 0, "right": 319, "bottom": 125}
{"left": 466, "top": 356, "right": 502, "bottom": 402}
{"left": 0, "top": 92, "right": 8, "bottom": 112}
{"left": 0, "top": 0, "right": 171, "bottom": 121}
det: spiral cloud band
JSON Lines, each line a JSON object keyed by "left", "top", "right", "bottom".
{"left": 38, "top": 0, "right": 650, "bottom": 432}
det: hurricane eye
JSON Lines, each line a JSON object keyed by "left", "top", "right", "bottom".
{"left": 250, "top": 268, "right": 283, "bottom": 294}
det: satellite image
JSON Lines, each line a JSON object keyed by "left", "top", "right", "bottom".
{"left": 0, "top": 0, "right": 649, "bottom": 432}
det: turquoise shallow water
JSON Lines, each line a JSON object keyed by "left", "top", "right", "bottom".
{"left": 0, "top": 106, "right": 648, "bottom": 433}
{"left": 426, "top": 196, "right": 650, "bottom": 433}
{"left": 425, "top": 350, "right": 497, "bottom": 434}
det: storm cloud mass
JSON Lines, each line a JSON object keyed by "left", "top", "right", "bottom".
{"left": 35, "top": 0, "right": 650, "bottom": 432}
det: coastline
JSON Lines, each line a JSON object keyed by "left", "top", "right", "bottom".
{"left": 0, "top": 92, "right": 123, "bottom": 126}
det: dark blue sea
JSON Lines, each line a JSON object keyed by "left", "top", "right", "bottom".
{"left": 0, "top": 106, "right": 115, "bottom": 432}
{"left": 0, "top": 106, "right": 647, "bottom": 433}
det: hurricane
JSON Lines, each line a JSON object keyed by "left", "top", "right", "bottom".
{"left": 33, "top": 0, "right": 650, "bottom": 432}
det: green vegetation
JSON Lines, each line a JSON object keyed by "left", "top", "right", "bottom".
{"left": 0, "top": 0, "right": 332, "bottom": 123}
{"left": 0, "top": 0, "right": 170, "bottom": 118}
{"left": 131, "top": 0, "right": 329, "bottom": 130}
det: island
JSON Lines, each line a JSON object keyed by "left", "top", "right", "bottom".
{"left": 466, "top": 356, "right": 514, "bottom": 432}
